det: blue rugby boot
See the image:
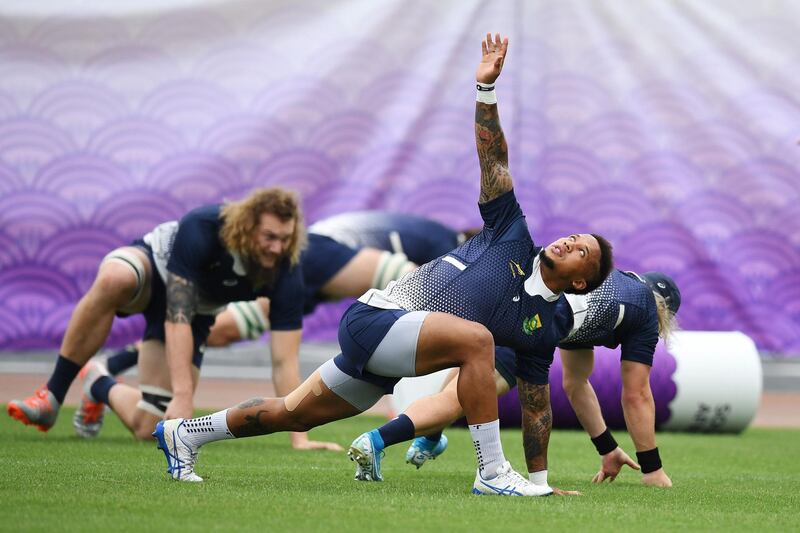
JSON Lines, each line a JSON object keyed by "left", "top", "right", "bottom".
{"left": 347, "top": 431, "right": 384, "bottom": 481}
{"left": 153, "top": 419, "right": 203, "bottom": 482}
{"left": 405, "top": 434, "right": 449, "bottom": 469}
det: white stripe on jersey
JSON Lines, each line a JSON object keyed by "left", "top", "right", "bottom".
{"left": 442, "top": 256, "right": 466, "bottom": 271}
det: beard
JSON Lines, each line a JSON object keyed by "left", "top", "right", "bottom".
{"left": 538, "top": 248, "right": 555, "bottom": 270}
{"left": 242, "top": 253, "right": 280, "bottom": 290}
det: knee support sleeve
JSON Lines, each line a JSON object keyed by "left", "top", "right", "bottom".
{"left": 102, "top": 249, "right": 147, "bottom": 308}
{"left": 226, "top": 300, "right": 270, "bottom": 340}
{"left": 136, "top": 385, "right": 173, "bottom": 417}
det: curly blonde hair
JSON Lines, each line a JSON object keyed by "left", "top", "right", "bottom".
{"left": 220, "top": 187, "right": 306, "bottom": 269}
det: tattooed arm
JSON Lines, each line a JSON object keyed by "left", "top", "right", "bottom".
{"left": 475, "top": 32, "right": 513, "bottom": 204}
{"left": 164, "top": 272, "right": 199, "bottom": 419}
{"left": 517, "top": 378, "right": 552, "bottom": 474}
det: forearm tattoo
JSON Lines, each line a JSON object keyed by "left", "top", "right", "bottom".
{"left": 166, "top": 273, "right": 197, "bottom": 325}
{"left": 475, "top": 102, "right": 513, "bottom": 203}
{"left": 518, "top": 379, "right": 552, "bottom": 472}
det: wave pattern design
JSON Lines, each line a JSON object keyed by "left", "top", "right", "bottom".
{"left": 0, "top": 0, "right": 799, "bottom": 354}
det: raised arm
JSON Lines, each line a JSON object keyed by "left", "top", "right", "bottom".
{"left": 475, "top": 33, "right": 513, "bottom": 204}
{"left": 164, "top": 272, "right": 198, "bottom": 419}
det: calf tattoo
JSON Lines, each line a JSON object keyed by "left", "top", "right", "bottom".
{"left": 518, "top": 379, "right": 552, "bottom": 472}
{"left": 239, "top": 409, "right": 272, "bottom": 437}
{"left": 237, "top": 397, "right": 265, "bottom": 409}
{"left": 166, "top": 272, "right": 197, "bottom": 324}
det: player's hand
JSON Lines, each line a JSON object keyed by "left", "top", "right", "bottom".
{"left": 165, "top": 394, "right": 193, "bottom": 420}
{"left": 476, "top": 32, "right": 508, "bottom": 84}
{"left": 290, "top": 432, "right": 344, "bottom": 451}
{"left": 642, "top": 468, "right": 673, "bottom": 487}
{"left": 552, "top": 486, "right": 583, "bottom": 496}
{"left": 592, "top": 447, "right": 640, "bottom": 483}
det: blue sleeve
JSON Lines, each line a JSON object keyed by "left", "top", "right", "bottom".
{"left": 267, "top": 264, "right": 304, "bottom": 331}
{"left": 478, "top": 189, "right": 526, "bottom": 243}
{"left": 166, "top": 212, "right": 218, "bottom": 282}
{"left": 619, "top": 309, "right": 659, "bottom": 366}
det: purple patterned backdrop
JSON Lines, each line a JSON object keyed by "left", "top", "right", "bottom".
{"left": 1, "top": 1, "right": 799, "bottom": 353}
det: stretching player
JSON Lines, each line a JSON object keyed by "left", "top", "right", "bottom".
{"left": 560, "top": 271, "right": 679, "bottom": 487}
{"left": 8, "top": 188, "right": 338, "bottom": 450}
{"left": 73, "top": 212, "right": 468, "bottom": 437}
{"left": 151, "top": 33, "right": 614, "bottom": 496}
{"left": 353, "top": 270, "right": 679, "bottom": 489}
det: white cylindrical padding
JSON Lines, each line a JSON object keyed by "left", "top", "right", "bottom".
{"left": 661, "top": 331, "right": 762, "bottom": 433}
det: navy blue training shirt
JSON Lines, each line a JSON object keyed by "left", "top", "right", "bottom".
{"left": 360, "top": 190, "right": 574, "bottom": 383}
{"left": 559, "top": 269, "right": 659, "bottom": 365}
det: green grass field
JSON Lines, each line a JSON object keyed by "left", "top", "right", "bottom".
{"left": 1, "top": 408, "right": 798, "bottom": 532}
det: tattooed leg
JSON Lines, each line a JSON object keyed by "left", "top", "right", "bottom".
{"left": 518, "top": 379, "right": 553, "bottom": 473}
{"left": 225, "top": 376, "right": 361, "bottom": 439}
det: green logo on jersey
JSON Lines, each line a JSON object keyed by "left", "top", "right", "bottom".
{"left": 522, "top": 314, "right": 542, "bottom": 335}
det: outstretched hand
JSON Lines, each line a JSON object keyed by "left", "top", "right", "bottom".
{"left": 476, "top": 32, "right": 509, "bottom": 84}
{"left": 592, "top": 447, "right": 641, "bottom": 483}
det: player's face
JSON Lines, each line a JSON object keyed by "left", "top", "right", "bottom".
{"left": 540, "top": 233, "right": 599, "bottom": 292}
{"left": 253, "top": 213, "right": 295, "bottom": 269}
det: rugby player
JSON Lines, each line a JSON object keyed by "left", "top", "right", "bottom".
{"left": 7, "top": 188, "right": 338, "bottom": 450}
{"left": 151, "top": 33, "right": 613, "bottom": 497}
{"left": 353, "top": 270, "right": 679, "bottom": 490}
{"left": 72, "top": 212, "right": 470, "bottom": 437}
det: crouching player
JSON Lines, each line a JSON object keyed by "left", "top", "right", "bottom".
{"left": 73, "top": 210, "right": 470, "bottom": 438}
{"left": 8, "top": 188, "right": 338, "bottom": 450}
{"left": 354, "top": 270, "right": 679, "bottom": 489}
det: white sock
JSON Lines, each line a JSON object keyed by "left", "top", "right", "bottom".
{"left": 468, "top": 419, "right": 506, "bottom": 479}
{"left": 179, "top": 410, "right": 235, "bottom": 447}
{"left": 530, "top": 470, "right": 548, "bottom": 486}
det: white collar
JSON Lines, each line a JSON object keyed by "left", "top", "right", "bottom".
{"left": 523, "top": 255, "right": 561, "bottom": 302}
{"left": 231, "top": 252, "right": 247, "bottom": 276}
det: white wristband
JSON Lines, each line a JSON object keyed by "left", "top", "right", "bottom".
{"left": 476, "top": 82, "right": 497, "bottom": 104}
{"left": 529, "top": 470, "right": 548, "bottom": 486}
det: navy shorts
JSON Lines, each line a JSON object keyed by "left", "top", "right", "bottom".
{"left": 514, "top": 351, "right": 553, "bottom": 385}
{"left": 131, "top": 239, "right": 214, "bottom": 368}
{"left": 494, "top": 346, "right": 518, "bottom": 388}
{"left": 301, "top": 234, "right": 359, "bottom": 314}
{"left": 333, "top": 301, "right": 410, "bottom": 393}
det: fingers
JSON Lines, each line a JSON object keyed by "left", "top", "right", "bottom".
{"left": 627, "top": 458, "right": 641, "bottom": 471}
{"left": 306, "top": 440, "right": 344, "bottom": 451}
{"left": 553, "top": 487, "right": 583, "bottom": 496}
{"left": 592, "top": 470, "right": 606, "bottom": 483}
{"left": 483, "top": 32, "right": 508, "bottom": 55}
